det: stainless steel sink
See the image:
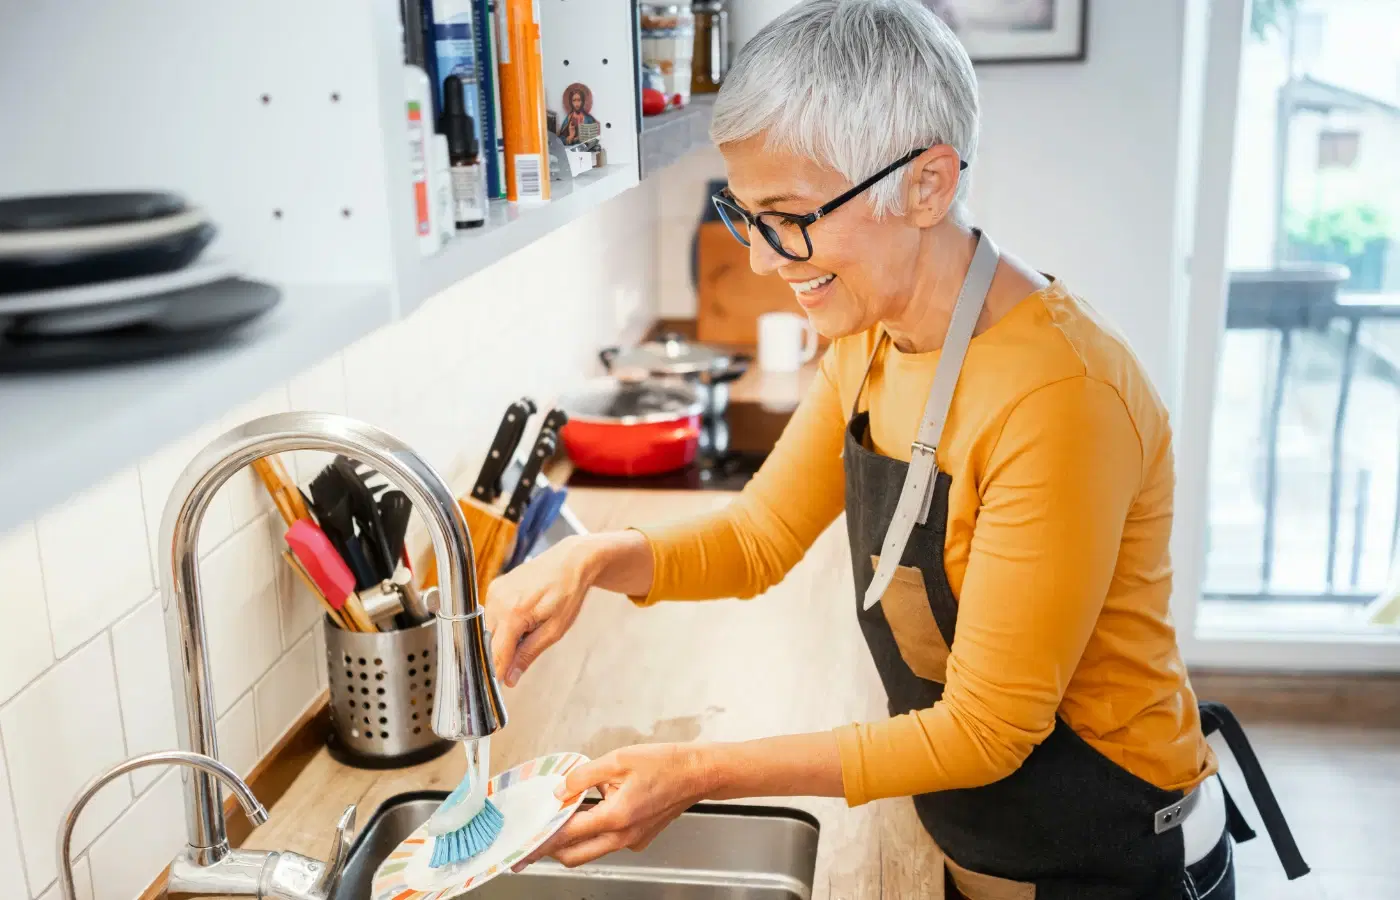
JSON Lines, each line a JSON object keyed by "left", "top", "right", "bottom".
{"left": 335, "top": 790, "right": 820, "bottom": 899}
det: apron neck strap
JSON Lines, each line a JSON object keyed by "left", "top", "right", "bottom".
{"left": 913, "top": 228, "right": 1000, "bottom": 454}
{"left": 848, "top": 229, "right": 1001, "bottom": 440}
{"left": 860, "top": 228, "right": 1001, "bottom": 610}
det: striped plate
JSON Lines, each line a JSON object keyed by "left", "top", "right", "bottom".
{"left": 370, "top": 751, "right": 590, "bottom": 900}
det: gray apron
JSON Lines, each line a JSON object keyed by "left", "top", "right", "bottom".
{"left": 843, "top": 230, "right": 1308, "bottom": 899}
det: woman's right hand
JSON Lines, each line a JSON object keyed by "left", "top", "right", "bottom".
{"left": 483, "top": 531, "right": 652, "bottom": 687}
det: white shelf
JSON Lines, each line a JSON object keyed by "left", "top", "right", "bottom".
{"left": 402, "top": 164, "right": 639, "bottom": 307}
{"left": 0, "top": 283, "right": 393, "bottom": 533}
{"left": 639, "top": 95, "right": 717, "bottom": 178}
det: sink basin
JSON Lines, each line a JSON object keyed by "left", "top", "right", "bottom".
{"left": 335, "top": 790, "right": 820, "bottom": 899}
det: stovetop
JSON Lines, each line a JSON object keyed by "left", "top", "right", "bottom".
{"left": 564, "top": 400, "right": 793, "bottom": 492}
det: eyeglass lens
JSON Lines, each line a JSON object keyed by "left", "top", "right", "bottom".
{"left": 714, "top": 196, "right": 813, "bottom": 261}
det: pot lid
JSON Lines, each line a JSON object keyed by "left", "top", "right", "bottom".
{"left": 560, "top": 376, "right": 705, "bottom": 424}
{"left": 605, "top": 333, "right": 731, "bottom": 376}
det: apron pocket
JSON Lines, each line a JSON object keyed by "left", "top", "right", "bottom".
{"left": 871, "top": 556, "right": 950, "bottom": 683}
{"left": 944, "top": 853, "right": 1036, "bottom": 900}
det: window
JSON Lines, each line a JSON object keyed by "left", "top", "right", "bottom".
{"left": 1317, "top": 129, "right": 1360, "bottom": 168}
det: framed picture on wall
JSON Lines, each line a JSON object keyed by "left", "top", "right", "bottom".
{"left": 924, "top": 0, "right": 1088, "bottom": 64}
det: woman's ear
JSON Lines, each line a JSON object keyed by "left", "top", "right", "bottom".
{"left": 905, "top": 145, "right": 961, "bottom": 227}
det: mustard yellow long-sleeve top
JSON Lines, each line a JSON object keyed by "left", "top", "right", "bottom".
{"left": 633, "top": 280, "right": 1217, "bottom": 806}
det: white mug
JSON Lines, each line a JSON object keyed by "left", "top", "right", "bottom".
{"left": 757, "top": 311, "right": 819, "bottom": 372}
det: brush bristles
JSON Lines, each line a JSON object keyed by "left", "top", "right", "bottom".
{"left": 429, "top": 798, "right": 505, "bottom": 868}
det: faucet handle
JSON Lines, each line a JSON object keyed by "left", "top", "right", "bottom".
{"left": 310, "top": 804, "right": 356, "bottom": 898}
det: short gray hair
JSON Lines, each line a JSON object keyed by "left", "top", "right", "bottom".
{"left": 710, "top": 0, "right": 979, "bottom": 223}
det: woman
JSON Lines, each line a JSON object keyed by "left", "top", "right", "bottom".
{"left": 485, "top": 2, "right": 1306, "bottom": 896}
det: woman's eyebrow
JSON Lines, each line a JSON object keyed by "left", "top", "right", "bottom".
{"left": 755, "top": 192, "right": 800, "bottom": 209}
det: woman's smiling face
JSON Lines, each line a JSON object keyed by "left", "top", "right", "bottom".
{"left": 719, "top": 135, "right": 933, "bottom": 340}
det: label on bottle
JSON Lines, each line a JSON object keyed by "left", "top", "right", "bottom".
{"left": 407, "top": 101, "right": 431, "bottom": 236}
{"left": 452, "top": 163, "right": 486, "bottom": 225}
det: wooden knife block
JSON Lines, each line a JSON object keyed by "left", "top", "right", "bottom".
{"left": 696, "top": 221, "right": 826, "bottom": 348}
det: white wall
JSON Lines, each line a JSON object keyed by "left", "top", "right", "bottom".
{"left": 662, "top": 0, "right": 1196, "bottom": 405}
{"left": 0, "top": 182, "right": 659, "bottom": 900}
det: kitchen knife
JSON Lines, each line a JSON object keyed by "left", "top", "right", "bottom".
{"left": 504, "top": 424, "right": 560, "bottom": 524}
{"left": 471, "top": 397, "right": 538, "bottom": 504}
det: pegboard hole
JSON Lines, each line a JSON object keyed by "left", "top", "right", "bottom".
{"left": 373, "top": 658, "right": 383, "bottom": 666}
{"left": 260, "top": 93, "right": 271, "bottom": 105}
{"left": 341, "top": 208, "right": 353, "bottom": 219}
{"left": 414, "top": 726, "right": 422, "bottom": 734}
{"left": 602, "top": 58, "right": 609, "bottom": 64}
{"left": 331, "top": 92, "right": 341, "bottom": 103}
{"left": 563, "top": 59, "right": 570, "bottom": 66}
{"left": 377, "top": 687, "right": 386, "bottom": 696}
{"left": 272, "top": 209, "right": 283, "bottom": 220}
{"left": 407, "top": 654, "right": 416, "bottom": 663}
{"left": 606, "top": 122, "right": 612, "bottom": 129}
{"left": 380, "top": 731, "right": 390, "bottom": 739}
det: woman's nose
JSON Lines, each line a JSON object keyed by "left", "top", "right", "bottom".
{"left": 748, "top": 234, "right": 786, "bottom": 276}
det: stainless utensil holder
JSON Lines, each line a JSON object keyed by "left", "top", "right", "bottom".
{"left": 323, "top": 616, "right": 454, "bottom": 768}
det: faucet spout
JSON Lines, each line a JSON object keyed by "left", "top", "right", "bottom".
{"left": 57, "top": 751, "right": 267, "bottom": 900}
{"left": 157, "top": 411, "right": 506, "bottom": 866}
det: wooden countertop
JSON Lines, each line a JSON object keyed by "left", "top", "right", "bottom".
{"left": 221, "top": 488, "right": 940, "bottom": 898}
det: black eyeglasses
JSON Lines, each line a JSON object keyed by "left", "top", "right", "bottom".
{"left": 711, "top": 148, "right": 966, "bottom": 262}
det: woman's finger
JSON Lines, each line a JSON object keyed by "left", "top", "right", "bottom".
{"left": 507, "top": 617, "right": 563, "bottom": 685}
{"left": 552, "top": 832, "right": 631, "bottom": 869}
{"left": 487, "top": 604, "right": 531, "bottom": 685}
{"left": 557, "top": 753, "right": 625, "bottom": 801}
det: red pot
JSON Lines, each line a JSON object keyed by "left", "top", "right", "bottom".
{"left": 558, "top": 377, "right": 706, "bottom": 477}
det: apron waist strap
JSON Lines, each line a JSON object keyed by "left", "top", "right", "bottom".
{"left": 1198, "top": 700, "right": 1311, "bottom": 880}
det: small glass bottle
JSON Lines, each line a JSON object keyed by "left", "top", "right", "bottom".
{"left": 442, "top": 73, "right": 486, "bottom": 229}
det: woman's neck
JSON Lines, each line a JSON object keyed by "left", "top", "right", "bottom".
{"left": 881, "top": 226, "right": 1047, "bottom": 355}
{"left": 881, "top": 225, "right": 978, "bottom": 355}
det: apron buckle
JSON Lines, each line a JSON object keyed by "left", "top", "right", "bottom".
{"left": 1153, "top": 788, "right": 1201, "bottom": 834}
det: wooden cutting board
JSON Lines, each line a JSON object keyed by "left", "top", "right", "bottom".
{"left": 695, "top": 220, "right": 827, "bottom": 348}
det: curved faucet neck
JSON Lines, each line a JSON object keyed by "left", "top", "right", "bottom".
{"left": 156, "top": 412, "right": 504, "bottom": 861}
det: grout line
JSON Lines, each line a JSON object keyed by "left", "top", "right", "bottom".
{"left": 0, "top": 727, "right": 37, "bottom": 900}
{"left": 106, "top": 630, "right": 133, "bottom": 762}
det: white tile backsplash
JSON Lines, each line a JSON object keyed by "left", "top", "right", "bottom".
{"left": 254, "top": 631, "right": 320, "bottom": 757}
{"left": 86, "top": 770, "right": 184, "bottom": 900}
{"left": 136, "top": 416, "right": 234, "bottom": 571}
{"left": 0, "top": 177, "right": 660, "bottom": 900}
{"left": 110, "top": 597, "right": 177, "bottom": 792}
{"left": 37, "top": 853, "right": 92, "bottom": 900}
{"left": 202, "top": 521, "right": 282, "bottom": 715}
{"left": 0, "top": 524, "right": 55, "bottom": 706}
{"left": 216, "top": 691, "right": 259, "bottom": 780}
{"left": 36, "top": 469, "right": 153, "bottom": 657}
{"left": 0, "top": 635, "right": 131, "bottom": 892}
{"left": 0, "top": 743, "right": 31, "bottom": 900}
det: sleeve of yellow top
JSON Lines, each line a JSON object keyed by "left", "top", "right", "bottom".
{"left": 835, "top": 376, "right": 1144, "bottom": 804}
{"left": 631, "top": 347, "right": 850, "bottom": 604}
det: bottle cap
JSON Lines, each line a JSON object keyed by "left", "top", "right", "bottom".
{"left": 442, "top": 74, "right": 479, "bottom": 159}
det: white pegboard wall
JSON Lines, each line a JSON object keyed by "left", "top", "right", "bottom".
{"left": 0, "top": 0, "right": 397, "bottom": 287}
{"left": 539, "top": 0, "right": 641, "bottom": 170}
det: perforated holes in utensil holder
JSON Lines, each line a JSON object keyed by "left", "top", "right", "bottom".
{"left": 323, "top": 615, "right": 452, "bottom": 766}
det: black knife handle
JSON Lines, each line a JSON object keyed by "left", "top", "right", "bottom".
{"left": 505, "top": 429, "right": 558, "bottom": 523}
{"left": 472, "top": 397, "right": 537, "bottom": 502}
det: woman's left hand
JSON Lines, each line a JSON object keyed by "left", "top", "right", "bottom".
{"left": 517, "top": 743, "right": 711, "bottom": 869}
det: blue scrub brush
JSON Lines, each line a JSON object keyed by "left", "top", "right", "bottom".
{"left": 425, "top": 738, "right": 505, "bottom": 868}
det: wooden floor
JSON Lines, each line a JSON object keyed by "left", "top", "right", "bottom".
{"left": 1224, "top": 721, "right": 1399, "bottom": 898}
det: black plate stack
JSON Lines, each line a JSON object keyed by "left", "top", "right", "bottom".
{"left": 0, "top": 191, "right": 281, "bottom": 372}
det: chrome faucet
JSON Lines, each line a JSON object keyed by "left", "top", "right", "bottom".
{"left": 146, "top": 411, "right": 506, "bottom": 898}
